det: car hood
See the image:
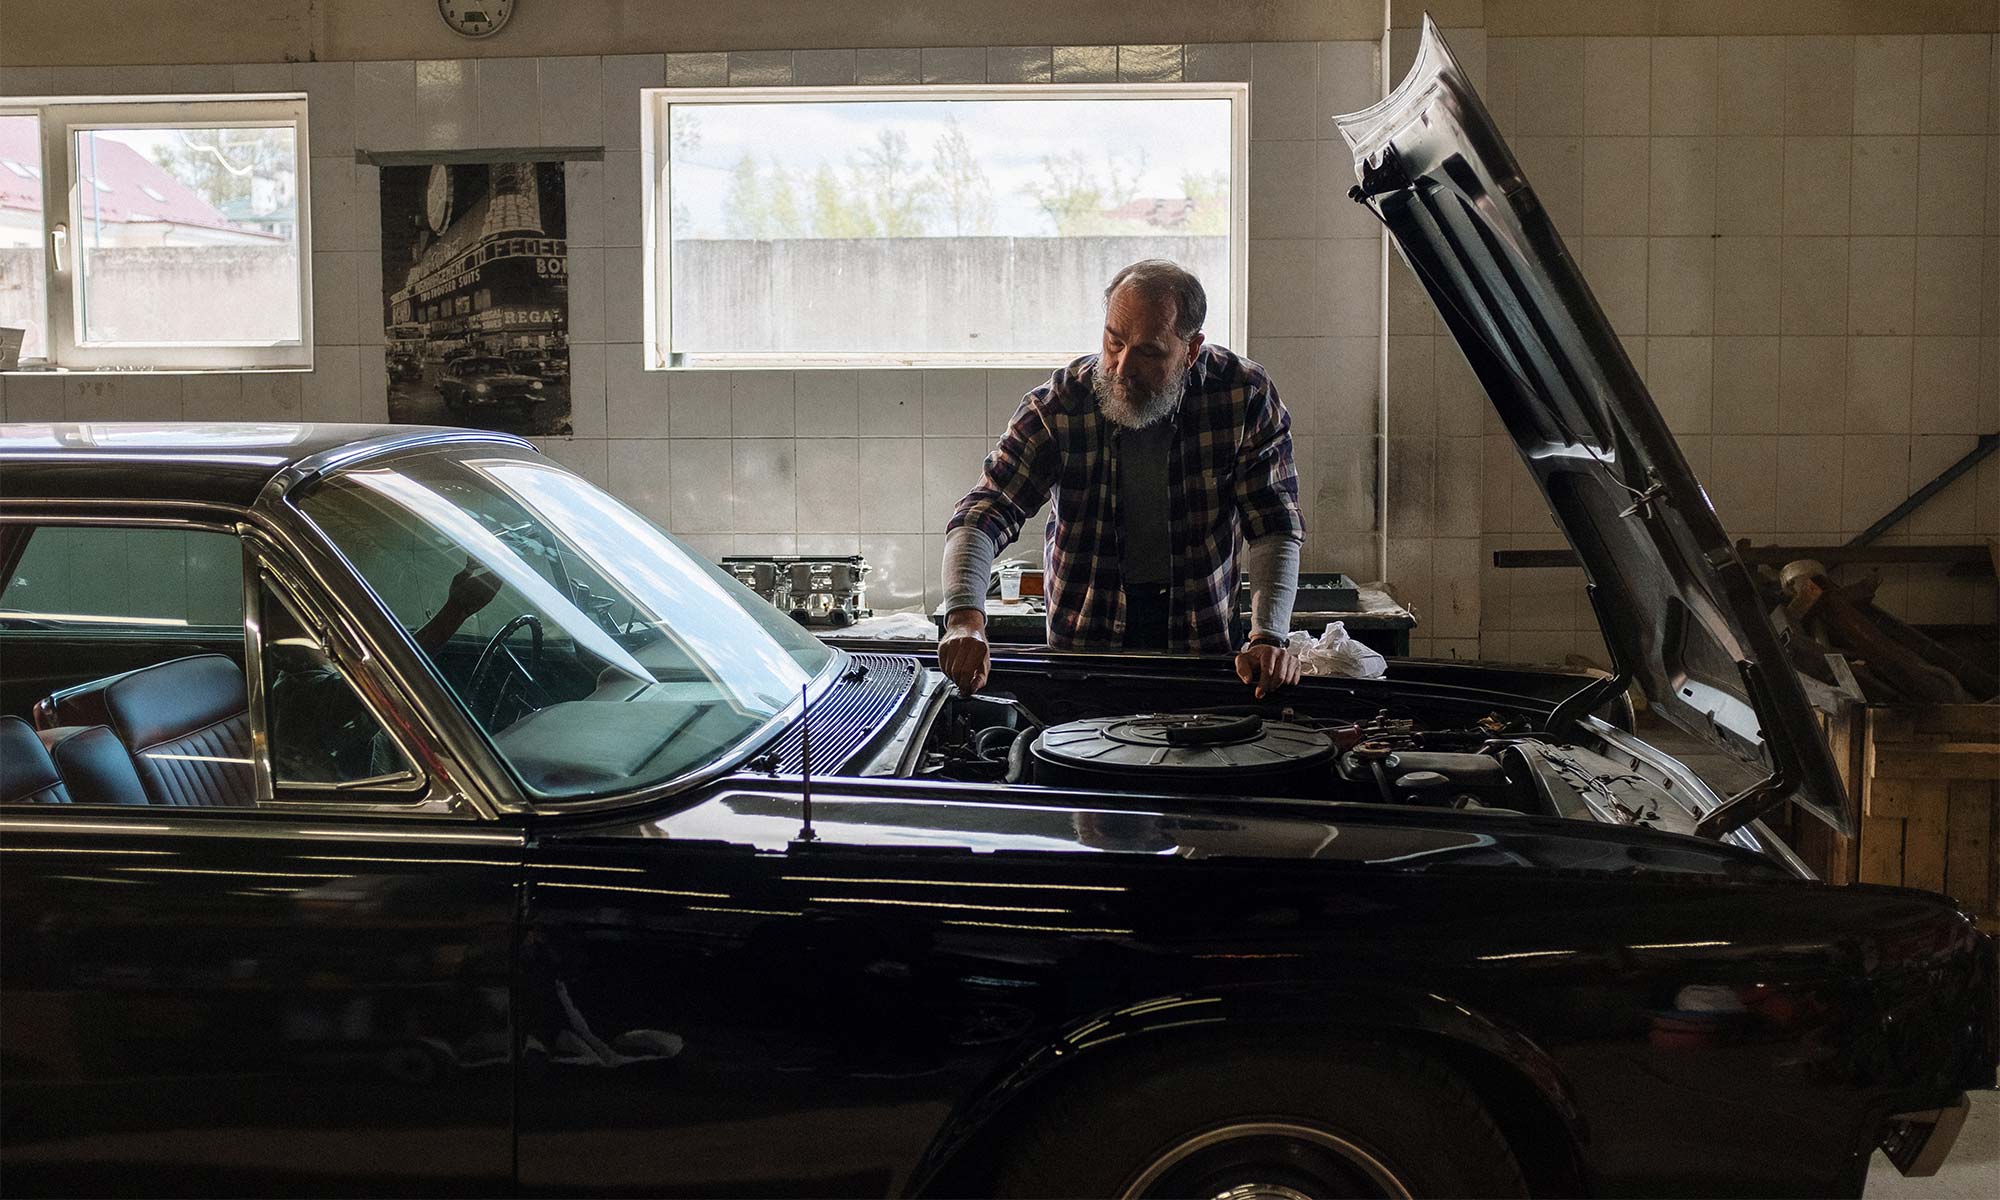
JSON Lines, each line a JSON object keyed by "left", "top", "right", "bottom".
{"left": 633, "top": 780, "right": 1784, "bottom": 881}
{"left": 472, "top": 372, "right": 542, "bottom": 386}
{"left": 1335, "top": 19, "right": 1848, "bottom": 835}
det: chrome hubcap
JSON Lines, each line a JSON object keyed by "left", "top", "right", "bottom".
{"left": 1121, "top": 1121, "right": 1413, "bottom": 1200}
{"left": 1213, "top": 1184, "right": 1316, "bottom": 1200}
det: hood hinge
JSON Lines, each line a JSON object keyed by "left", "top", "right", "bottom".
{"left": 1350, "top": 144, "right": 1413, "bottom": 201}
{"left": 1692, "top": 661, "right": 1798, "bottom": 839}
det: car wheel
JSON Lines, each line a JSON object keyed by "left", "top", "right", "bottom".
{"left": 991, "top": 1039, "right": 1526, "bottom": 1199}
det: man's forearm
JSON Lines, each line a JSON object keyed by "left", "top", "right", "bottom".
{"left": 942, "top": 526, "right": 997, "bottom": 616}
{"left": 1243, "top": 534, "right": 1301, "bottom": 640}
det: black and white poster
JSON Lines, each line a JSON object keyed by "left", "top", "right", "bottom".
{"left": 379, "top": 161, "right": 570, "bottom": 435}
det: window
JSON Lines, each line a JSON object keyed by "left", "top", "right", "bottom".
{"left": 641, "top": 84, "right": 1246, "bottom": 368}
{"left": 0, "top": 521, "right": 434, "bottom": 810}
{"left": 0, "top": 523, "right": 250, "bottom": 808}
{"left": 0, "top": 95, "right": 312, "bottom": 371}
{"left": 297, "top": 448, "right": 832, "bottom": 801}
{"left": 258, "top": 575, "right": 419, "bottom": 792}
{"left": 1, "top": 524, "right": 244, "bottom": 630}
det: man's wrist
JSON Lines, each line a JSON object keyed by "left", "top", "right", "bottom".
{"left": 943, "top": 606, "right": 988, "bottom": 636}
{"left": 1244, "top": 631, "right": 1286, "bottom": 650}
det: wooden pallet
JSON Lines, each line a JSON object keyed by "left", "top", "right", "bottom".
{"left": 1792, "top": 704, "right": 1998, "bottom": 929}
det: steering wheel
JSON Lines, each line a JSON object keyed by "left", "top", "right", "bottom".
{"left": 466, "top": 613, "right": 553, "bottom": 729}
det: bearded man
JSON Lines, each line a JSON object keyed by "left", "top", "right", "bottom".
{"left": 939, "top": 259, "right": 1305, "bottom": 699}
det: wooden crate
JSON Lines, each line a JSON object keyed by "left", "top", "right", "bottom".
{"left": 1788, "top": 704, "right": 1998, "bottom": 929}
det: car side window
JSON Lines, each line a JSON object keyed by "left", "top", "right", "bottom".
{"left": 0, "top": 523, "right": 250, "bottom": 809}
{"left": 258, "top": 578, "right": 420, "bottom": 793}
{"left": 2, "top": 524, "right": 244, "bottom": 629}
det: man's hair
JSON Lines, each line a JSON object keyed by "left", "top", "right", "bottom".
{"left": 1104, "top": 259, "right": 1207, "bottom": 341}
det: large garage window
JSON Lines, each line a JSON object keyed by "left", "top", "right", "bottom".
{"left": 0, "top": 95, "right": 311, "bottom": 371}
{"left": 641, "top": 85, "right": 1246, "bottom": 368}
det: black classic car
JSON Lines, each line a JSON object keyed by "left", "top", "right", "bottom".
{"left": 436, "top": 354, "right": 550, "bottom": 416}
{"left": 506, "top": 346, "right": 569, "bottom": 382}
{"left": 0, "top": 22, "right": 1993, "bottom": 1200}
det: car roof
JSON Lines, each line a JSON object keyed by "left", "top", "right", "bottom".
{"left": 0, "top": 422, "right": 535, "bottom": 508}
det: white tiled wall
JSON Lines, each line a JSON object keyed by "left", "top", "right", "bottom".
{"left": 1434, "top": 29, "right": 1999, "bottom": 662}
{"left": 2, "top": 40, "right": 1389, "bottom": 622}
{"left": 7, "top": 23, "right": 1992, "bottom": 664}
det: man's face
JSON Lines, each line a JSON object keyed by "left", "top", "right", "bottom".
{"left": 1096, "top": 284, "right": 1204, "bottom": 429}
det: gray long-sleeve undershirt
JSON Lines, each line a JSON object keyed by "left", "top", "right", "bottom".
{"left": 942, "top": 526, "right": 1302, "bottom": 641}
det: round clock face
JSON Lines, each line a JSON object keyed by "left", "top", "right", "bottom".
{"left": 426, "top": 164, "right": 453, "bottom": 234}
{"left": 438, "top": 1, "right": 515, "bottom": 39}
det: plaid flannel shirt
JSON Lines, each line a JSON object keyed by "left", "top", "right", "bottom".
{"left": 948, "top": 344, "right": 1304, "bottom": 653}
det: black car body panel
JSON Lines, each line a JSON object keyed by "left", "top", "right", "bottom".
{"left": 516, "top": 797, "right": 1994, "bottom": 1197}
{"left": 1334, "top": 20, "right": 1850, "bottom": 838}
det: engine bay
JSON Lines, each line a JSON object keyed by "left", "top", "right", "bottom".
{"left": 896, "top": 679, "right": 1704, "bottom": 833}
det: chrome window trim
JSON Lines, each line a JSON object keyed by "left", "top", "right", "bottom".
{"left": 265, "top": 429, "right": 536, "bottom": 506}
{"left": 0, "top": 505, "right": 246, "bottom": 524}
{"left": 0, "top": 813, "right": 526, "bottom": 846}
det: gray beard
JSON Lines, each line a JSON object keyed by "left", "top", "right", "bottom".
{"left": 1093, "top": 367, "right": 1185, "bottom": 430}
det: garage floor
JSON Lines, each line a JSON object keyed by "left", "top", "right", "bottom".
{"left": 1865, "top": 1093, "right": 1998, "bottom": 1198}
{"left": 1635, "top": 719, "right": 1999, "bottom": 1196}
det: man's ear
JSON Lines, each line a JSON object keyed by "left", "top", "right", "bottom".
{"left": 1184, "top": 332, "right": 1205, "bottom": 368}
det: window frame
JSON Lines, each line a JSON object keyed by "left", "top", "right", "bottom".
{"left": 246, "top": 556, "right": 434, "bottom": 806}
{"left": 639, "top": 82, "right": 1250, "bottom": 370}
{"left": 0, "top": 93, "right": 314, "bottom": 372}
{"left": 0, "top": 509, "right": 478, "bottom": 820}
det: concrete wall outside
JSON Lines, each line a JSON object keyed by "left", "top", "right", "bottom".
{"left": 670, "top": 235, "right": 1230, "bottom": 354}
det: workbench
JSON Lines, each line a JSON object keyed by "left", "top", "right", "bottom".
{"left": 928, "top": 585, "right": 1417, "bottom": 656}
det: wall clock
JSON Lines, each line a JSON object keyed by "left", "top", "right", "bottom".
{"left": 438, "top": 1, "right": 515, "bottom": 39}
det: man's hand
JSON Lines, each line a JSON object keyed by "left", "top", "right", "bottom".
{"left": 446, "top": 558, "right": 502, "bottom": 616}
{"left": 938, "top": 609, "right": 991, "bottom": 697}
{"left": 1235, "top": 641, "right": 1299, "bottom": 699}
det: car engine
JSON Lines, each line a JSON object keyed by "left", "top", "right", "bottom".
{"left": 910, "top": 691, "right": 1575, "bottom": 817}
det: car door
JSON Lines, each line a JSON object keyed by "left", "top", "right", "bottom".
{"left": 0, "top": 521, "right": 520, "bottom": 1196}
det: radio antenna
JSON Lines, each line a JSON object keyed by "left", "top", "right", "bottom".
{"left": 793, "top": 683, "right": 818, "bottom": 844}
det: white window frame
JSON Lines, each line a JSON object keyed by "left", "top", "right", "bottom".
{"left": 0, "top": 93, "right": 313, "bottom": 372}
{"left": 640, "top": 83, "right": 1249, "bottom": 370}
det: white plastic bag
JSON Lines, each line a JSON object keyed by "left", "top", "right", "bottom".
{"left": 1286, "top": 620, "right": 1387, "bottom": 679}
{"left": 830, "top": 611, "right": 941, "bottom": 640}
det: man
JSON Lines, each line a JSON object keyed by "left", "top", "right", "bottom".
{"left": 939, "top": 259, "right": 1304, "bottom": 699}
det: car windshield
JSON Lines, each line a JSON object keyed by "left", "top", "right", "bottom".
{"left": 295, "top": 447, "right": 835, "bottom": 802}
{"left": 461, "top": 358, "right": 507, "bottom": 373}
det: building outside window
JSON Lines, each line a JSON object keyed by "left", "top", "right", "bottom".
{"left": 0, "top": 94, "right": 311, "bottom": 372}
{"left": 641, "top": 84, "right": 1247, "bottom": 369}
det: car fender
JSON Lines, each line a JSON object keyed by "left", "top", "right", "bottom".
{"left": 908, "top": 978, "right": 1585, "bottom": 1196}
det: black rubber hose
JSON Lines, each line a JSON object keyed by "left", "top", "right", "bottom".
{"left": 1005, "top": 726, "right": 1037, "bottom": 783}
{"left": 973, "top": 725, "right": 1019, "bottom": 758}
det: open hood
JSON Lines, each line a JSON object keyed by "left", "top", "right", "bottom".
{"left": 1335, "top": 18, "right": 1850, "bottom": 837}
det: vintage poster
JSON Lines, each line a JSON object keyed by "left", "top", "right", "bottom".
{"left": 379, "top": 161, "right": 570, "bottom": 434}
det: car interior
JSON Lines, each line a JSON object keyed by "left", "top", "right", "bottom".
{"left": 1, "top": 654, "right": 254, "bottom": 808}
